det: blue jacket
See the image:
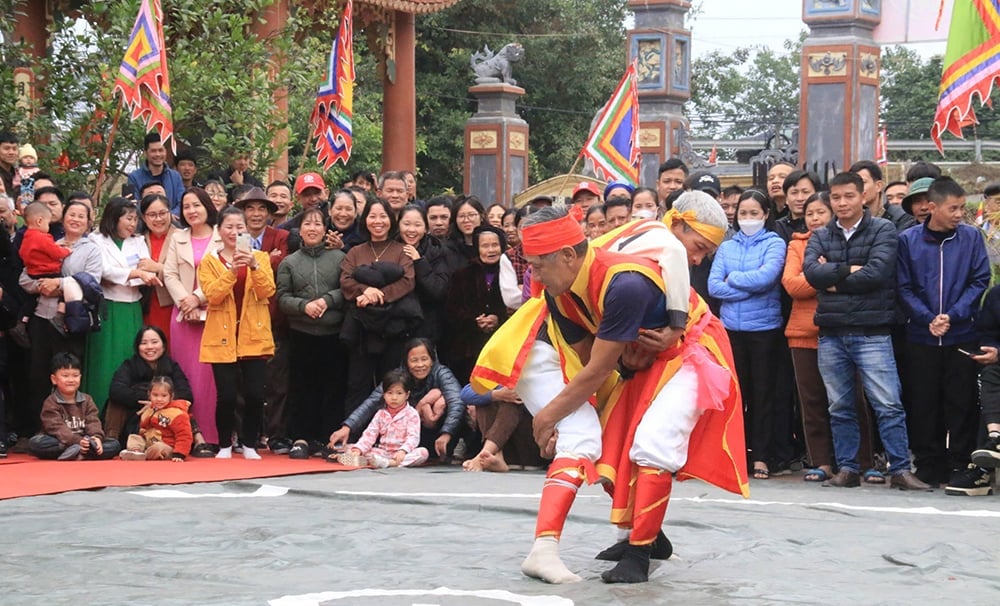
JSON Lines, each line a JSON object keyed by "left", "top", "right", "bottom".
{"left": 708, "top": 228, "right": 786, "bottom": 332}
{"left": 127, "top": 162, "right": 185, "bottom": 214}
{"left": 897, "top": 222, "right": 990, "bottom": 346}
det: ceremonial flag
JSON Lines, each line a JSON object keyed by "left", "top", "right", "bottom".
{"left": 113, "top": 0, "right": 174, "bottom": 151}
{"left": 581, "top": 62, "right": 640, "bottom": 185}
{"left": 310, "top": 0, "right": 355, "bottom": 170}
{"left": 875, "top": 127, "right": 888, "bottom": 166}
{"left": 930, "top": 0, "right": 1000, "bottom": 153}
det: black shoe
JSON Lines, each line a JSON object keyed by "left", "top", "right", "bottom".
{"left": 308, "top": 440, "right": 327, "bottom": 457}
{"left": 596, "top": 529, "right": 672, "bottom": 561}
{"left": 191, "top": 443, "right": 219, "bottom": 458}
{"left": 601, "top": 544, "right": 651, "bottom": 584}
{"left": 288, "top": 440, "right": 309, "bottom": 460}
{"left": 0, "top": 440, "right": 7, "bottom": 458}
{"left": 945, "top": 464, "right": 994, "bottom": 496}
{"left": 972, "top": 432, "right": 1000, "bottom": 469}
{"left": 269, "top": 437, "right": 292, "bottom": 455}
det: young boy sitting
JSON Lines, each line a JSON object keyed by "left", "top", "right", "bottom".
{"left": 27, "top": 352, "right": 121, "bottom": 460}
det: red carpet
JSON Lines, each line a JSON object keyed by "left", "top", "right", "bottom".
{"left": 0, "top": 452, "right": 353, "bottom": 500}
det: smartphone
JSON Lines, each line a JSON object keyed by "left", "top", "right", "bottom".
{"left": 121, "top": 183, "right": 135, "bottom": 199}
{"left": 236, "top": 232, "right": 253, "bottom": 253}
{"left": 958, "top": 347, "right": 987, "bottom": 357}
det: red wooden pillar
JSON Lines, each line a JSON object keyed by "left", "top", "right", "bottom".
{"left": 12, "top": 0, "right": 49, "bottom": 115}
{"left": 252, "top": 0, "right": 290, "bottom": 182}
{"left": 382, "top": 9, "right": 416, "bottom": 173}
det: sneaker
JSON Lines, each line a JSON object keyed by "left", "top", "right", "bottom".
{"left": 232, "top": 439, "right": 244, "bottom": 454}
{"left": 335, "top": 452, "right": 370, "bottom": 467}
{"left": 972, "top": 432, "right": 1000, "bottom": 469}
{"left": 370, "top": 453, "right": 391, "bottom": 469}
{"left": 288, "top": 440, "right": 309, "bottom": 460}
{"left": 0, "top": 439, "right": 7, "bottom": 458}
{"left": 945, "top": 464, "right": 994, "bottom": 496}
{"left": 58, "top": 444, "right": 81, "bottom": 461}
{"left": 119, "top": 449, "right": 147, "bottom": 461}
{"left": 269, "top": 437, "right": 292, "bottom": 455}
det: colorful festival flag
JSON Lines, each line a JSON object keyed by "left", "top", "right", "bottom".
{"left": 582, "top": 62, "right": 640, "bottom": 185}
{"left": 875, "top": 127, "right": 888, "bottom": 166}
{"left": 113, "top": 0, "right": 174, "bottom": 151}
{"left": 931, "top": 0, "right": 1000, "bottom": 153}
{"left": 310, "top": 0, "right": 355, "bottom": 170}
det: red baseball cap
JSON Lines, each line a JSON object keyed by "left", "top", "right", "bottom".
{"left": 295, "top": 172, "right": 325, "bottom": 195}
{"left": 572, "top": 181, "right": 601, "bottom": 200}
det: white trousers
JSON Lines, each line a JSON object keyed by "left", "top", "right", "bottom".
{"left": 515, "top": 340, "right": 602, "bottom": 462}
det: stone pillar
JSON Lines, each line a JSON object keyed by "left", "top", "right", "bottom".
{"left": 464, "top": 84, "right": 528, "bottom": 205}
{"left": 627, "top": 0, "right": 691, "bottom": 187}
{"left": 799, "top": 1, "right": 882, "bottom": 172}
{"left": 252, "top": 0, "right": 289, "bottom": 182}
{"left": 382, "top": 10, "right": 416, "bottom": 173}
{"left": 12, "top": 0, "right": 49, "bottom": 117}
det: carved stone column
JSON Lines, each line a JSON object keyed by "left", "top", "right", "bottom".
{"left": 627, "top": 0, "right": 691, "bottom": 187}
{"left": 464, "top": 83, "right": 528, "bottom": 205}
{"left": 799, "top": 1, "right": 882, "bottom": 171}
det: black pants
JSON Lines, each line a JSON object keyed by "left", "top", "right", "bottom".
{"left": 287, "top": 330, "right": 348, "bottom": 444}
{"left": 344, "top": 337, "right": 406, "bottom": 413}
{"left": 28, "top": 317, "right": 85, "bottom": 436}
{"left": 981, "top": 363, "right": 1000, "bottom": 426}
{"left": 728, "top": 328, "right": 785, "bottom": 465}
{"left": 28, "top": 433, "right": 120, "bottom": 460}
{"left": 213, "top": 358, "right": 268, "bottom": 449}
{"left": 906, "top": 342, "right": 981, "bottom": 479}
{"left": 264, "top": 336, "right": 289, "bottom": 439}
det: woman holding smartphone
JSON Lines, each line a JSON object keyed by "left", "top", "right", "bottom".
{"left": 198, "top": 206, "right": 276, "bottom": 460}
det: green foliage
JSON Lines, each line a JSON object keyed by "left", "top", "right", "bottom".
{"left": 880, "top": 46, "right": 942, "bottom": 141}
{"left": 415, "top": 0, "right": 629, "bottom": 196}
{"left": 687, "top": 38, "right": 802, "bottom": 143}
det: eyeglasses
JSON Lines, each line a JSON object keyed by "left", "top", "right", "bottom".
{"left": 145, "top": 211, "right": 170, "bottom": 220}
{"left": 457, "top": 213, "right": 480, "bottom": 222}
{"left": 207, "top": 191, "right": 227, "bottom": 199}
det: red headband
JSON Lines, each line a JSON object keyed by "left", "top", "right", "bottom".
{"left": 521, "top": 207, "right": 586, "bottom": 256}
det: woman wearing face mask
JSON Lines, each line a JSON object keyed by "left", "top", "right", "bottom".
{"left": 708, "top": 189, "right": 787, "bottom": 481}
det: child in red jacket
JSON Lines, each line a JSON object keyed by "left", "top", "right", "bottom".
{"left": 120, "top": 376, "right": 193, "bottom": 462}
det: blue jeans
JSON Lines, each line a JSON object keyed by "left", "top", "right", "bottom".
{"left": 817, "top": 334, "right": 911, "bottom": 475}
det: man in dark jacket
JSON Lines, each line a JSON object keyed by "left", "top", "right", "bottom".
{"left": 897, "top": 177, "right": 991, "bottom": 493}
{"left": 803, "top": 171, "right": 930, "bottom": 491}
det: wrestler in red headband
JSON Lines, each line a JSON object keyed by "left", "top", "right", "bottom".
{"left": 521, "top": 206, "right": 586, "bottom": 256}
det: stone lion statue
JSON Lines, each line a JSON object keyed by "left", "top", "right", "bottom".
{"left": 471, "top": 43, "right": 525, "bottom": 86}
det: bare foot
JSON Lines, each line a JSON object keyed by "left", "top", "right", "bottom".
{"left": 479, "top": 450, "right": 510, "bottom": 473}
{"left": 463, "top": 456, "right": 485, "bottom": 472}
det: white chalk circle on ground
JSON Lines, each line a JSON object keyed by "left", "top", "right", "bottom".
{"left": 128, "top": 484, "right": 289, "bottom": 498}
{"left": 269, "top": 587, "right": 574, "bottom": 606}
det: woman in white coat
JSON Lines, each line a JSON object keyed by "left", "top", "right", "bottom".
{"left": 163, "top": 187, "right": 222, "bottom": 443}
{"left": 85, "top": 197, "right": 162, "bottom": 413}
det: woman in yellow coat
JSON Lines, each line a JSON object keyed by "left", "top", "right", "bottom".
{"left": 198, "top": 206, "right": 276, "bottom": 460}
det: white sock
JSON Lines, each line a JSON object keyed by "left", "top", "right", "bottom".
{"left": 616, "top": 528, "right": 631, "bottom": 542}
{"left": 216, "top": 447, "right": 232, "bottom": 459}
{"left": 243, "top": 447, "right": 261, "bottom": 460}
{"left": 521, "top": 536, "right": 582, "bottom": 584}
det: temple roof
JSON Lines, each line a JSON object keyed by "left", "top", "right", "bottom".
{"left": 361, "top": 0, "right": 461, "bottom": 13}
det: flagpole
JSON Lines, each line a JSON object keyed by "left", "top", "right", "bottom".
{"left": 296, "top": 133, "right": 312, "bottom": 177}
{"left": 556, "top": 153, "right": 584, "bottom": 204}
{"left": 93, "top": 100, "right": 124, "bottom": 202}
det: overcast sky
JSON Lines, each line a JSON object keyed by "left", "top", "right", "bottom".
{"left": 688, "top": 0, "right": 947, "bottom": 59}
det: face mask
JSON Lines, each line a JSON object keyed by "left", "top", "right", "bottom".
{"left": 740, "top": 219, "right": 765, "bottom": 237}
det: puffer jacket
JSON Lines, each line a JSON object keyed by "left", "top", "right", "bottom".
{"left": 277, "top": 243, "right": 346, "bottom": 336}
{"left": 138, "top": 399, "right": 194, "bottom": 459}
{"left": 343, "top": 362, "right": 465, "bottom": 438}
{"left": 198, "top": 249, "right": 276, "bottom": 363}
{"left": 781, "top": 232, "right": 819, "bottom": 348}
{"left": 897, "top": 221, "right": 990, "bottom": 346}
{"left": 803, "top": 210, "right": 898, "bottom": 331}
{"left": 707, "top": 228, "right": 786, "bottom": 332}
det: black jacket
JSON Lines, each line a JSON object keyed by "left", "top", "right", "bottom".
{"left": 410, "top": 235, "right": 454, "bottom": 343}
{"left": 108, "top": 355, "right": 194, "bottom": 437}
{"left": 881, "top": 203, "right": 918, "bottom": 233}
{"left": 803, "top": 210, "right": 898, "bottom": 332}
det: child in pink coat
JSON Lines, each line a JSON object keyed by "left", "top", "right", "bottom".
{"left": 340, "top": 369, "right": 429, "bottom": 468}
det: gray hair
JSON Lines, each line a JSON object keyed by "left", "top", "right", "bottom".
{"left": 0, "top": 194, "right": 13, "bottom": 212}
{"left": 673, "top": 190, "right": 729, "bottom": 231}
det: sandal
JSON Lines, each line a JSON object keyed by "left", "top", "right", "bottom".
{"left": 753, "top": 466, "right": 770, "bottom": 480}
{"left": 803, "top": 468, "right": 830, "bottom": 482}
{"left": 863, "top": 469, "right": 886, "bottom": 485}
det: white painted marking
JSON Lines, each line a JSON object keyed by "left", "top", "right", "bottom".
{"left": 333, "top": 490, "right": 600, "bottom": 499}
{"left": 269, "top": 587, "right": 573, "bottom": 606}
{"left": 676, "top": 495, "right": 1000, "bottom": 518}
{"left": 128, "top": 484, "right": 289, "bottom": 499}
